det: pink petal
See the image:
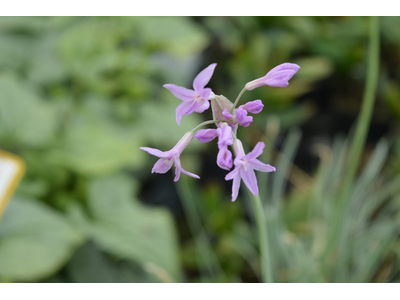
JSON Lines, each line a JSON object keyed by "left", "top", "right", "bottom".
{"left": 140, "top": 147, "right": 168, "bottom": 158}
{"left": 194, "top": 98, "right": 210, "bottom": 113}
{"left": 245, "top": 142, "right": 265, "bottom": 160}
{"left": 217, "top": 147, "right": 233, "bottom": 170}
{"left": 248, "top": 159, "right": 276, "bottom": 172}
{"left": 241, "top": 100, "right": 264, "bottom": 114}
{"left": 240, "top": 167, "right": 258, "bottom": 196}
{"left": 152, "top": 158, "right": 173, "bottom": 174}
{"left": 245, "top": 63, "right": 300, "bottom": 90}
{"left": 173, "top": 157, "right": 200, "bottom": 182}
{"left": 222, "top": 109, "right": 233, "bottom": 121}
{"left": 225, "top": 167, "right": 241, "bottom": 202}
{"left": 193, "top": 63, "right": 217, "bottom": 92}
{"left": 216, "top": 123, "right": 233, "bottom": 149}
{"left": 198, "top": 87, "right": 212, "bottom": 103}
{"left": 263, "top": 63, "right": 300, "bottom": 87}
{"left": 163, "top": 84, "right": 196, "bottom": 102}
{"left": 195, "top": 129, "right": 218, "bottom": 143}
{"left": 175, "top": 101, "right": 197, "bottom": 125}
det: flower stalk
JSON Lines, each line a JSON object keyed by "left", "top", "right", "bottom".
{"left": 249, "top": 193, "right": 273, "bottom": 283}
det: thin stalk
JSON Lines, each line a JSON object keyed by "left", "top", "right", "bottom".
{"left": 249, "top": 193, "right": 273, "bottom": 283}
{"left": 339, "top": 16, "right": 380, "bottom": 208}
{"left": 323, "top": 16, "right": 380, "bottom": 270}
{"left": 176, "top": 176, "right": 227, "bottom": 282}
{"left": 191, "top": 120, "right": 223, "bottom": 133}
{"left": 231, "top": 87, "right": 247, "bottom": 113}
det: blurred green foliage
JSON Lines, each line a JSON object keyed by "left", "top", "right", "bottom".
{"left": 1, "top": 16, "right": 400, "bottom": 283}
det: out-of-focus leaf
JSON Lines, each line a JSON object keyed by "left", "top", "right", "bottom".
{"left": 0, "top": 76, "right": 58, "bottom": 148}
{"left": 66, "top": 242, "right": 155, "bottom": 283}
{"left": 0, "top": 197, "right": 83, "bottom": 281}
{"left": 27, "top": 34, "right": 66, "bottom": 84}
{"left": 139, "top": 17, "right": 208, "bottom": 57}
{"left": 293, "top": 57, "right": 334, "bottom": 81}
{"left": 68, "top": 174, "right": 181, "bottom": 282}
{"left": 47, "top": 97, "right": 145, "bottom": 175}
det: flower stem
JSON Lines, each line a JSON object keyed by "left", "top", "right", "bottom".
{"left": 249, "top": 193, "right": 273, "bottom": 283}
{"left": 191, "top": 120, "right": 223, "bottom": 133}
{"left": 231, "top": 87, "right": 247, "bottom": 113}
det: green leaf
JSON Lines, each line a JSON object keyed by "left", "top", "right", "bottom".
{"left": 0, "top": 197, "right": 83, "bottom": 281}
{"left": 0, "top": 76, "right": 58, "bottom": 148}
{"left": 65, "top": 242, "right": 155, "bottom": 283}
{"left": 47, "top": 97, "right": 145, "bottom": 176}
{"left": 68, "top": 174, "right": 182, "bottom": 282}
{"left": 139, "top": 17, "right": 209, "bottom": 57}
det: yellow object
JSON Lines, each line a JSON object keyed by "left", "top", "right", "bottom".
{"left": 0, "top": 150, "right": 26, "bottom": 220}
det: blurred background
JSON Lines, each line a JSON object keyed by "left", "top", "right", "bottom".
{"left": 0, "top": 16, "right": 400, "bottom": 283}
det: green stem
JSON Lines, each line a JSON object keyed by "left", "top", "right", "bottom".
{"left": 323, "top": 16, "right": 380, "bottom": 271}
{"left": 191, "top": 119, "right": 223, "bottom": 132}
{"left": 231, "top": 87, "right": 247, "bottom": 113}
{"left": 249, "top": 193, "right": 273, "bottom": 283}
{"left": 339, "top": 16, "right": 380, "bottom": 208}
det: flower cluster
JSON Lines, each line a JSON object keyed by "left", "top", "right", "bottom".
{"left": 140, "top": 63, "right": 300, "bottom": 201}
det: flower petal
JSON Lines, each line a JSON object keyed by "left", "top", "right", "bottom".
{"left": 222, "top": 109, "right": 233, "bottom": 121}
{"left": 263, "top": 63, "right": 300, "bottom": 87}
{"left": 245, "top": 142, "right": 265, "bottom": 160}
{"left": 248, "top": 159, "right": 276, "bottom": 172}
{"left": 175, "top": 101, "right": 196, "bottom": 125}
{"left": 240, "top": 167, "right": 258, "bottom": 196}
{"left": 163, "top": 84, "right": 196, "bottom": 102}
{"left": 198, "top": 87, "right": 212, "bottom": 104}
{"left": 152, "top": 158, "right": 173, "bottom": 174}
{"left": 140, "top": 147, "right": 168, "bottom": 158}
{"left": 193, "top": 63, "right": 217, "bottom": 92}
{"left": 225, "top": 167, "right": 241, "bottom": 202}
{"left": 217, "top": 147, "right": 233, "bottom": 170}
{"left": 241, "top": 100, "right": 264, "bottom": 114}
{"left": 245, "top": 63, "right": 300, "bottom": 90}
{"left": 195, "top": 129, "right": 218, "bottom": 143}
{"left": 194, "top": 97, "right": 210, "bottom": 113}
{"left": 173, "top": 157, "right": 200, "bottom": 182}
{"left": 216, "top": 123, "right": 233, "bottom": 149}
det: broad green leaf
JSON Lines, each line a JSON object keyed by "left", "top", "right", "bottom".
{"left": 47, "top": 97, "right": 145, "bottom": 175}
{"left": 68, "top": 174, "right": 181, "bottom": 282}
{"left": 139, "top": 17, "right": 208, "bottom": 57}
{"left": 0, "top": 197, "right": 83, "bottom": 281}
{"left": 66, "top": 242, "right": 155, "bottom": 283}
{"left": 0, "top": 76, "right": 58, "bottom": 148}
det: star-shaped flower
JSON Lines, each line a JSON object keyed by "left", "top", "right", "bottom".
{"left": 225, "top": 139, "right": 276, "bottom": 202}
{"left": 140, "top": 132, "right": 199, "bottom": 182}
{"left": 164, "top": 63, "right": 217, "bottom": 125}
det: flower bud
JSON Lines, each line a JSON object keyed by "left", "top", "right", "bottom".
{"left": 245, "top": 63, "right": 300, "bottom": 91}
{"left": 241, "top": 100, "right": 264, "bottom": 114}
{"left": 195, "top": 129, "right": 218, "bottom": 143}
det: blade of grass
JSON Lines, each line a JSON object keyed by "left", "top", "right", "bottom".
{"left": 176, "top": 176, "right": 227, "bottom": 282}
{"left": 337, "top": 15, "right": 380, "bottom": 218}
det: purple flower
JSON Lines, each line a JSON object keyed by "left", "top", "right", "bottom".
{"left": 164, "top": 63, "right": 217, "bottom": 125}
{"left": 195, "top": 122, "right": 233, "bottom": 170}
{"left": 217, "top": 146, "right": 233, "bottom": 170}
{"left": 194, "top": 128, "right": 218, "bottom": 143}
{"left": 140, "top": 132, "right": 199, "bottom": 182}
{"left": 245, "top": 63, "right": 300, "bottom": 91}
{"left": 225, "top": 139, "right": 276, "bottom": 202}
{"left": 240, "top": 100, "right": 264, "bottom": 114}
{"left": 222, "top": 108, "right": 253, "bottom": 128}
{"left": 216, "top": 122, "right": 233, "bottom": 148}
